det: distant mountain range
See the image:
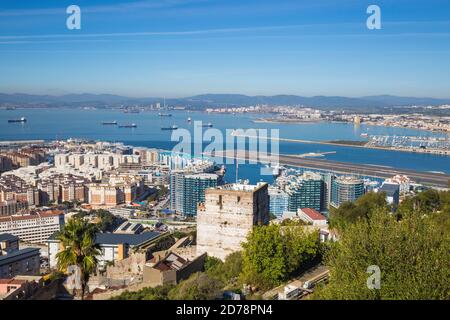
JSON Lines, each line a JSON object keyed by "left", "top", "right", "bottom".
{"left": 1, "top": 93, "right": 449, "bottom": 110}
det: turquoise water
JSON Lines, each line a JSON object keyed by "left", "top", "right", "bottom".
{"left": 1, "top": 109, "right": 449, "bottom": 181}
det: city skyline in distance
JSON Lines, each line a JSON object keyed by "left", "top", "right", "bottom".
{"left": 1, "top": 0, "right": 450, "bottom": 98}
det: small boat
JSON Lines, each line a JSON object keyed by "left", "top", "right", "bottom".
{"left": 159, "top": 113, "right": 172, "bottom": 117}
{"left": 202, "top": 122, "right": 213, "bottom": 128}
{"left": 8, "top": 117, "right": 26, "bottom": 123}
{"left": 161, "top": 125, "right": 178, "bottom": 131}
{"left": 118, "top": 123, "right": 137, "bottom": 128}
{"left": 102, "top": 121, "right": 117, "bottom": 125}
{"left": 187, "top": 117, "right": 192, "bottom": 122}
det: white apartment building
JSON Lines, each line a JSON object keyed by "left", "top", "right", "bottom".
{"left": 54, "top": 152, "right": 140, "bottom": 171}
{"left": 0, "top": 211, "right": 65, "bottom": 244}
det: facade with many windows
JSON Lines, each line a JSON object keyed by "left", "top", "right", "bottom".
{"left": 285, "top": 172, "right": 324, "bottom": 212}
{"left": 331, "top": 176, "right": 365, "bottom": 208}
{"left": 0, "top": 234, "right": 40, "bottom": 278}
{"left": 0, "top": 211, "right": 64, "bottom": 244}
{"left": 268, "top": 187, "right": 289, "bottom": 217}
{"left": 183, "top": 173, "right": 218, "bottom": 217}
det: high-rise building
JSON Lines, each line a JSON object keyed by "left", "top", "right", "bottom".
{"left": 379, "top": 183, "right": 400, "bottom": 207}
{"left": 285, "top": 171, "right": 324, "bottom": 212}
{"left": 384, "top": 175, "right": 411, "bottom": 194}
{"left": 197, "top": 182, "right": 269, "bottom": 261}
{"left": 331, "top": 176, "right": 365, "bottom": 208}
{"left": 321, "top": 172, "right": 333, "bottom": 211}
{"left": 182, "top": 173, "right": 218, "bottom": 217}
{"left": 268, "top": 187, "right": 288, "bottom": 217}
{"left": 169, "top": 171, "right": 185, "bottom": 213}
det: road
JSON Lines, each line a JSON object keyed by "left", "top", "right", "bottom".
{"left": 262, "top": 265, "right": 329, "bottom": 300}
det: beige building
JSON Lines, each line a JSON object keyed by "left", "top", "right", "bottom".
{"left": 197, "top": 182, "right": 269, "bottom": 261}
{"left": 143, "top": 252, "right": 206, "bottom": 287}
{"left": 88, "top": 181, "right": 139, "bottom": 207}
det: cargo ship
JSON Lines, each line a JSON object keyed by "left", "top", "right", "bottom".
{"left": 102, "top": 121, "right": 117, "bottom": 125}
{"left": 161, "top": 125, "right": 178, "bottom": 131}
{"left": 118, "top": 123, "right": 137, "bottom": 128}
{"left": 8, "top": 117, "right": 27, "bottom": 123}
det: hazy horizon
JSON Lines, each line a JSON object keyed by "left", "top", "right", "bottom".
{"left": 2, "top": 92, "right": 450, "bottom": 100}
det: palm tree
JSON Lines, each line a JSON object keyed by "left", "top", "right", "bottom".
{"left": 56, "top": 217, "right": 101, "bottom": 300}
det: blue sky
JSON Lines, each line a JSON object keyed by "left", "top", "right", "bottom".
{"left": 0, "top": 0, "right": 449, "bottom": 98}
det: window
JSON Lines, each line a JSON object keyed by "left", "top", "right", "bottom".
{"left": 218, "top": 195, "right": 223, "bottom": 209}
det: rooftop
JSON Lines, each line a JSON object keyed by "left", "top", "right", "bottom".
{"left": 335, "top": 176, "right": 364, "bottom": 184}
{"left": 380, "top": 183, "right": 400, "bottom": 196}
{"left": 216, "top": 182, "right": 267, "bottom": 192}
{"left": 95, "top": 232, "right": 162, "bottom": 247}
{"left": 0, "top": 233, "right": 18, "bottom": 243}
{"left": 153, "top": 252, "right": 188, "bottom": 272}
{"left": 0, "top": 248, "right": 40, "bottom": 265}
{"left": 184, "top": 173, "right": 218, "bottom": 179}
{"left": 300, "top": 208, "right": 327, "bottom": 221}
{"left": 0, "top": 210, "right": 64, "bottom": 223}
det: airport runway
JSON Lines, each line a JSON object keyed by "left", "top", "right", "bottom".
{"left": 207, "top": 150, "right": 450, "bottom": 188}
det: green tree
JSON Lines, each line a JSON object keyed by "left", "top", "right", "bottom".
{"left": 168, "top": 272, "right": 223, "bottom": 300}
{"left": 204, "top": 256, "right": 223, "bottom": 273}
{"left": 55, "top": 217, "right": 101, "bottom": 300}
{"left": 314, "top": 209, "right": 450, "bottom": 300}
{"left": 283, "top": 227, "right": 320, "bottom": 275}
{"left": 330, "top": 191, "right": 389, "bottom": 230}
{"left": 111, "top": 284, "right": 174, "bottom": 300}
{"left": 89, "top": 209, "right": 123, "bottom": 232}
{"left": 398, "top": 189, "right": 444, "bottom": 218}
{"left": 241, "top": 224, "right": 320, "bottom": 290}
{"left": 206, "top": 252, "right": 243, "bottom": 288}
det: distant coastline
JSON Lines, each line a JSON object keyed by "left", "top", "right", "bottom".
{"left": 231, "top": 132, "right": 449, "bottom": 157}
{"left": 253, "top": 118, "right": 321, "bottom": 124}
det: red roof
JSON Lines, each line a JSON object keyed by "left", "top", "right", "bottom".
{"left": 300, "top": 208, "right": 326, "bottom": 221}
